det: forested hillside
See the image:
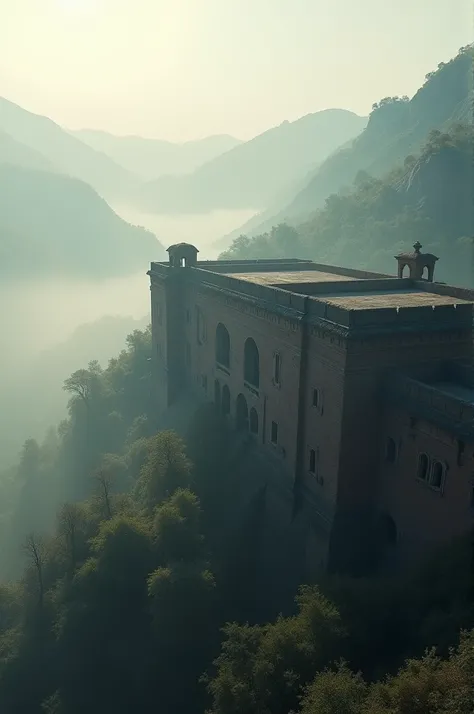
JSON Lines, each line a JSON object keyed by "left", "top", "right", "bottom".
{"left": 221, "top": 123, "right": 474, "bottom": 286}
{"left": 1, "top": 326, "right": 474, "bottom": 713}
{"left": 229, "top": 44, "right": 473, "bottom": 244}
{"left": 0, "top": 164, "right": 165, "bottom": 279}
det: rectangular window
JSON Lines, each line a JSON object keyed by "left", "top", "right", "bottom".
{"left": 271, "top": 421, "right": 278, "bottom": 444}
{"left": 273, "top": 353, "right": 281, "bottom": 386}
{"left": 309, "top": 448, "right": 316, "bottom": 474}
{"left": 312, "top": 388, "right": 320, "bottom": 408}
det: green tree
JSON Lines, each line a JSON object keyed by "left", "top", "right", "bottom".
{"left": 300, "top": 662, "right": 368, "bottom": 714}
{"left": 153, "top": 488, "right": 204, "bottom": 563}
{"left": 136, "top": 430, "right": 193, "bottom": 510}
{"left": 207, "top": 586, "right": 345, "bottom": 714}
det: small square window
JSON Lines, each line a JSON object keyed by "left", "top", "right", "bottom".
{"left": 271, "top": 421, "right": 278, "bottom": 444}
{"left": 309, "top": 448, "right": 316, "bottom": 474}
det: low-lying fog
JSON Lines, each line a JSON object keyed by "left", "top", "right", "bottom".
{"left": 1, "top": 273, "right": 149, "bottom": 467}
{"left": 2, "top": 207, "right": 254, "bottom": 469}
{"left": 112, "top": 204, "right": 257, "bottom": 260}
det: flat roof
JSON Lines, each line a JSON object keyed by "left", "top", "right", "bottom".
{"left": 316, "top": 289, "right": 473, "bottom": 310}
{"left": 431, "top": 381, "right": 474, "bottom": 404}
{"left": 223, "top": 270, "right": 362, "bottom": 285}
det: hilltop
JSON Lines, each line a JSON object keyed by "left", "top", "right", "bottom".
{"left": 136, "top": 109, "right": 367, "bottom": 214}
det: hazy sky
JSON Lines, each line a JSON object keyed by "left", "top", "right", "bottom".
{"left": 1, "top": 0, "right": 472, "bottom": 142}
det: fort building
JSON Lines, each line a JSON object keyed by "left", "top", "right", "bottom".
{"left": 148, "top": 242, "right": 474, "bottom": 576}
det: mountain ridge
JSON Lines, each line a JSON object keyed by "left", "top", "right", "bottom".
{"left": 72, "top": 128, "right": 242, "bottom": 181}
{"left": 0, "top": 96, "right": 138, "bottom": 201}
{"left": 136, "top": 109, "right": 367, "bottom": 215}
{"left": 229, "top": 45, "right": 473, "bottom": 242}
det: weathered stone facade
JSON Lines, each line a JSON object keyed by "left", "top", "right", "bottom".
{"left": 148, "top": 243, "right": 474, "bottom": 575}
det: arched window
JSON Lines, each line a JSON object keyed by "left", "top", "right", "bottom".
{"left": 236, "top": 393, "right": 249, "bottom": 431}
{"left": 214, "top": 379, "right": 221, "bottom": 409}
{"left": 430, "top": 461, "right": 445, "bottom": 490}
{"left": 216, "top": 323, "right": 231, "bottom": 368}
{"left": 417, "top": 453, "right": 429, "bottom": 481}
{"left": 221, "top": 385, "right": 231, "bottom": 416}
{"left": 249, "top": 408, "right": 258, "bottom": 434}
{"left": 244, "top": 338, "right": 260, "bottom": 388}
{"left": 385, "top": 437, "right": 397, "bottom": 463}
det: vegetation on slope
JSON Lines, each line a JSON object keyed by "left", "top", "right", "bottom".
{"left": 1, "top": 326, "right": 474, "bottom": 713}
{"left": 0, "top": 164, "right": 165, "bottom": 279}
{"left": 234, "top": 44, "right": 473, "bottom": 241}
{"left": 221, "top": 123, "right": 474, "bottom": 286}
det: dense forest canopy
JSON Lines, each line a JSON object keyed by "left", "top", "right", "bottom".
{"left": 1, "top": 326, "right": 474, "bottom": 713}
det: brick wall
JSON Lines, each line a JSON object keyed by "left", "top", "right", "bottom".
{"left": 377, "top": 406, "right": 474, "bottom": 562}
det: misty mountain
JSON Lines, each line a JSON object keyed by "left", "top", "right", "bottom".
{"left": 0, "top": 97, "right": 137, "bottom": 201}
{"left": 73, "top": 129, "right": 242, "bottom": 180}
{"left": 236, "top": 45, "right": 473, "bottom": 239}
{"left": 0, "top": 164, "right": 165, "bottom": 279}
{"left": 136, "top": 109, "right": 367, "bottom": 214}
{"left": 0, "top": 130, "right": 55, "bottom": 172}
